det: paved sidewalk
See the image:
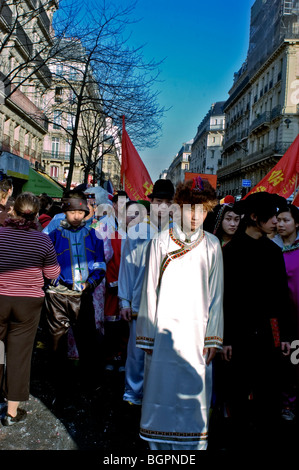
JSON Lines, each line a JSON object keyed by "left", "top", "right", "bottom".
{"left": 0, "top": 395, "right": 77, "bottom": 450}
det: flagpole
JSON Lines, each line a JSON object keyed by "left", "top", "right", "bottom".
{"left": 293, "top": 173, "right": 298, "bottom": 202}
{"left": 122, "top": 115, "right": 125, "bottom": 190}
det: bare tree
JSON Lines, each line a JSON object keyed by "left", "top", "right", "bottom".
{"left": 0, "top": 0, "right": 84, "bottom": 107}
{"left": 0, "top": 0, "right": 166, "bottom": 190}
{"left": 47, "top": 0, "right": 166, "bottom": 190}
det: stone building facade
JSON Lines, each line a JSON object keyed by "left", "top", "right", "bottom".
{"left": 166, "top": 141, "right": 192, "bottom": 188}
{"left": 190, "top": 102, "right": 225, "bottom": 177}
{"left": 218, "top": 0, "right": 299, "bottom": 199}
{"left": 0, "top": 0, "right": 58, "bottom": 191}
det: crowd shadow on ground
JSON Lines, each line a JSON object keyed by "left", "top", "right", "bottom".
{"left": 28, "top": 325, "right": 299, "bottom": 453}
{"left": 30, "top": 335, "right": 149, "bottom": 452}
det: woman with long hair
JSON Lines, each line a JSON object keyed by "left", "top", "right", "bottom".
{"left": 205, "top": 203, "right": 241, "bottom": 247}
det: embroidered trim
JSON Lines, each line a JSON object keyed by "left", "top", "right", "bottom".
{"left": 204, "top": 336, "right": 223, "bottom": 347}
{"left": 136, "top": 336, "right": 154, "bottom": 347}
{"left": 170, "top": 227, "right": 204, "bottom": 248}
{"left": 140, "top": 428, "right": 208, "bottom": 443}
{"left": 270, "top": 318, "right": 280, "bottom": 348}
{"left": 282, "top": 241, "right": 299, "bottom": 253}
{"left": 158, "top": 229, "right": 205, "bottom": 285}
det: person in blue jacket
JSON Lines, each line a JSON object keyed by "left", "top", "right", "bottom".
{"left": 44, "top": 190, "right": 106, "bottom": 401}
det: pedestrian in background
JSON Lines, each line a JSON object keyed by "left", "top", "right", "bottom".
{"left": 103, "top": 200, "right": 141, "bottom": 373}
{"left": 222, "top": 192, "right": 292, "bottom": 449}
{"left": 0, "top": 192, "right": 60, "bottom": 425}
{"left": 38, "top": 194, "right": 54, "bottom": 229}
{"left": 273, "top": 203, "right": 299, "bottom": 421}
{"left": 204, "top": 201, "right": 241, "bottom": 440}
{"left": 118, "top": 179, "right": 174, "bottom": 407}
{"left": 44, "top": 191, "right": 106, "bottom": 404}
{"left": 205, "top": 202, "right": 241, "bottom": 247}
{"left": 0, "top": 178, "right": 14, "bottom": 227}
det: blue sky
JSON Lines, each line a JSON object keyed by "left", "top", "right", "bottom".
{"left": 115, "top": 0, "right": 256, "bottom": 182}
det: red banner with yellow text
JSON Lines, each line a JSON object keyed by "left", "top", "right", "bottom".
{"left": 184, "top": 172, "right": 217, "bottom": 189}
{"left": 244, "top": 135, "right": 299, "bottom": 203}
{"left": 121, "top": 117, "right": 153, "bottom": 201}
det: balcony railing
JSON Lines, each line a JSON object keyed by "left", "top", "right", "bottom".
{"left": 42, "top": 151, "right": 82, "bottom": 162}
{"left": 250, "top": 111, "right": 271, "bottom": 133}
{"left": 217, "top": 158, "right": 242, "bottom": 178}
{"left": 14, "top": 21, "right": 33, "bottom": 56}
{"left": 8, "top": 84, "right": 48, "bottom": 131}
{"left": 223, "top": 129, "right": 248, "bottom": 150}
{"left": 270, "top": 105, "right": 282, "bottom": 120}
{"left": 13, "top": 140, "right": 20, "bottom": 156}
{"left": 33, "top": 53, "right": 52, "bottom": 84}
{"left": 39, "top": 5, "right": 50, "bottom": 31}
{"left": 219, "top": 142, "right": 293, "bottom": 177}
{"left": 0, "top": 0, "right": 12, "bottom": 26}
{"left": 1, "top": 134, "right": 10, "bottom": 152}
{"left": 194, "top": 123, "right": 225, "bottom": 143}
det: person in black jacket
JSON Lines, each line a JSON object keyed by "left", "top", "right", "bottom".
{"left": 221, "top": 192, "right": 291, "bottom": 449}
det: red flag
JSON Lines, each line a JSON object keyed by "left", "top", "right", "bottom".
{"left": 292, "top": 176, "right": 299, "bottom": 206}
{"left": 121, "top": 116, "right": 153, "bottom": 200}
{"left": 293, "top": 191, "right": 299, "bottom": 206}
{"left": 244, "top": 134, "right": 299, "bottom": 200}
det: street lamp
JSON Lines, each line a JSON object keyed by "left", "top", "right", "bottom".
{"left": 284, "top": 118, "right": 292, "bottom": 128}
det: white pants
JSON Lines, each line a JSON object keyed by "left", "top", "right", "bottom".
{"left": 123, "top": 319, "right": 145, "bottom": 405}
{"left": 149, "top": 441, "right": 207, "bottom": 451}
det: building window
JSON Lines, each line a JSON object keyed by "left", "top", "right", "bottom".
{"left": 67, "top": 113, "right": 75, "bottom": 130}
{"left": 50, "top": 166, "right": 59, "bottom": 178}
{"left": 69, "top": 90, "right": 76, "bottom": 104}
{"left": 52, "top": 137, "right": 60, "bottom": 157}
{"left": 65, "top": 139, "right": 71, "bottom": 158}
{"left": 69, "top": 68, "right": 77, "bottom": 81}
{"left": 56, "top": 64, "right": 63, "bottom": 76}
{"left": 55, "top": 87, "right": 63, "bottom": 102}
{"left": 53, "top": 110, "right": 62, "bottom": 129}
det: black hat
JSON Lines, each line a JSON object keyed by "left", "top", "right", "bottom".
{"left": 148, "top": 179, "right": 174, "bottom": 200}
{"left": 112, "top": 190, "right": 130, "bottom": 204}
{"left": 234, "top": 192, "right": 286, "bottom": 217}
{"left": 61, "top": 197, "right": 90, "bottom": 216}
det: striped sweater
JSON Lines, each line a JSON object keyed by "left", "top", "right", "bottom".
{"left": 0, "top": 226, "right": 61, "bottom": 297}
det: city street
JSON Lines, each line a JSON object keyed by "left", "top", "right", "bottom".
{"left": 0, "top": 338, "right": 148, "bottom": 452}
{"left": 1, "top": 333, "right": 299, "bottom": 455}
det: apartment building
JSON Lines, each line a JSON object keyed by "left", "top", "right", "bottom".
{"left": 42, "top": 38, "right": 88, "bottom": 187}
{"left": 97, "top": 117, "right": 121, "bottom": 190}
{"left": 0, "top": 0, "right": 58, "bottom": 192}
{"left": 42, "top": 38, "right": 121, "bottom": 188}
{"left": 218, "top": 0, "right": 299, "bottom": 199}
{"left": 166, "top": 140, "right": 193, "bottom": 188}
{"left": 190, "top": 102, "right": 225, "bottom": 177}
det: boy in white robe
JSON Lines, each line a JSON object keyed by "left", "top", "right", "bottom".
{"left": 136, "top": 177, "right": 224, "bottom": 450}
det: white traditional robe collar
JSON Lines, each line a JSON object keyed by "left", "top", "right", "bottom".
{"left": 173, "top": 223, "right": 203, "bottom": 244}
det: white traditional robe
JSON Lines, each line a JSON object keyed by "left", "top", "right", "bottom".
{"left": 136, "top": 225, "right": 224, "bottom": 449}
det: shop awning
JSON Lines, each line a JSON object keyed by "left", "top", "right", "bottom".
{"left": 0, "top": 152, "right": 29, "bottom": 180}
{"left": 22, "top": 167, "right": 64, "bottom": 198}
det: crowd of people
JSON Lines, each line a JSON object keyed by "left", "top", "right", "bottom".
{"left": 0, "top": 173, "right": 298, "bottom": 451}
